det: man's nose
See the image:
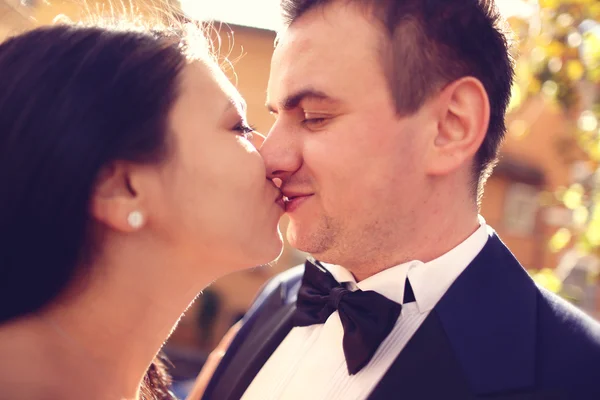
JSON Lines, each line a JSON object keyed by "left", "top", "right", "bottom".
{"left": 260, "top": 120, "right": 302, "bottom": 181}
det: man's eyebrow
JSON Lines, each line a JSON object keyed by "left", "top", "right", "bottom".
{"left": 266, "top": 89, "right": 338, "bottom": 114}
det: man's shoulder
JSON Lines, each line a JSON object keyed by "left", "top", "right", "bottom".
{"left": 259, "top": 263, "right": 305, "bottom": 302}
{"left": 243, "top": 263, "right": 305, "bottom": 321}
{"left": 537, "top": 286, "right": 600, "bottom": 346}
{"left": 536, "top": 286, "right": 600, "bottom": 388}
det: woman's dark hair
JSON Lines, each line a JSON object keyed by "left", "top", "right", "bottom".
{"left": 0, "top": 24, "right": 189, "bottom": 398}
{"left": 0, "top": 23, "right": 185, "bottom": 320}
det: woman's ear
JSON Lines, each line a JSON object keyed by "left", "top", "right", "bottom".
{"left": 90, "top": 162, "right": 146, "bottom": 232}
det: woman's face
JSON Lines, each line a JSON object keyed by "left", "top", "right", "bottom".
{"left": 144, "top": 61, "right": 284, "bottom": 273}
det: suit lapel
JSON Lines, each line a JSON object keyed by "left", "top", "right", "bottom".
{"left": 208, "top": 302, "right": 296, "bottom": 400}
{"left": 435, "top": 234, "right": 538, "bottom": 396}
{"left": 369, "top": 234, "right": 540, "bottom": 399}
{"left": 367, "top": 310, "right": 472, "bottom": 399}
{"left": 203, "top": 266, "right": 304, "bottom": 400}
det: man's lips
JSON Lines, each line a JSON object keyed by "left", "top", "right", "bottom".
{"left": 283, "top": 194, "right": 313, "bottom": 212}
{"left": 283, "top": 193, "right": 313, "bottom": 202}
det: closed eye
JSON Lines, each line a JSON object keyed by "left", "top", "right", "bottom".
{"left": 302, "top": 116, "right": 329, "bottom": 130}
{"left": 233, "top": 121, "right": 255, "bottom": 141}
{"left": 303, "top": 117, "right": 326, "bottom": 125}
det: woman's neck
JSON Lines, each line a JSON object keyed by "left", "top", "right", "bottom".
{"left": 0, "top": 315, "right": 121, "bottom": 400}
{"left": 0, "top": 248, "right": 209, "bottom": 400}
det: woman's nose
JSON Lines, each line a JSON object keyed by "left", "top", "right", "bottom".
{"left": 251, "top": 131, "right": 266, "bottom": 148}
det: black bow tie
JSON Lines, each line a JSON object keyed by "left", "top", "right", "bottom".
{"left": 292, "top": 260, "right": 402, "bottom": 375}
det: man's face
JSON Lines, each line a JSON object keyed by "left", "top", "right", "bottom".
{"left": 262, "top": 3, "right": 434, "bottom": 266}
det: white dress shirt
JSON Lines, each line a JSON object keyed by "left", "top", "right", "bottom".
{"left": 242, "top": 216, "right": 493, "bottom": 400}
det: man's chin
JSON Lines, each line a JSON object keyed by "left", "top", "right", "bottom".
{"left": 286, "top": 223, "right": 333, "bottom": 258}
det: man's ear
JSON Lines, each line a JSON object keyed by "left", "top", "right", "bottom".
{"left": 90, "top": 162, "right": 146, "bottom": 232}
{"left": 425, "top": 77, "right": 490, "bottom": 176}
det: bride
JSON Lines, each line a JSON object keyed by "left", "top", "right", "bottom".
{"left": 0, "top": 21, "right": 283, "bottom": 400}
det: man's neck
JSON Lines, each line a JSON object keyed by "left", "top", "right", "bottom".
{"left": 328, "top": 203, "right": 481, "bottom": 283}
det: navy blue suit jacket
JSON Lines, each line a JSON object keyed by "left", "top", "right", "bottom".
{"left": 203, "top": 234, "right": 600, "bottom": 399}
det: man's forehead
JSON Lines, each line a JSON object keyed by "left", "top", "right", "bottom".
{"left": 271, "top": 26, "right": 317, "bottom": 76}
{"left": 271, "top": 7, "right": 382, "bottom": 71}
{"left": 267, "top": 4, "right": 386, "bottom": 105}
{"left": 268, "top": 27, "right": 347, "bottom": 100}
{"left": 267, "top": 54, "right": 333, "bottom": 108}
{"left": 268, "top": 33, "right": 315, "bottom": 102}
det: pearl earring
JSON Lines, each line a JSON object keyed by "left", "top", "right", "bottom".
{"left": 127, "top": 211, "right": 144, "bottom": 229}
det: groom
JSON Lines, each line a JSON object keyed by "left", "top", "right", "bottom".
{"left": 200, "top": 0, "right": 600, "bottom": 399}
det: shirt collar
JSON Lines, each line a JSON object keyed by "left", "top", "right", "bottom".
{"left": 321, "top": 215, "right": 493, "bottom": 312}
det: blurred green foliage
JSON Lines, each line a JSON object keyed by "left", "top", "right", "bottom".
{"left": 509, "top": 0, "right": 600, "bottom": 293}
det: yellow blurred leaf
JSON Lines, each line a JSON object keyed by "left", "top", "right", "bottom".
{"left": 562, "top": 184, "right": 584, "bottom": 209}
{"left": 539, "top": 0, "right": 560, "bottom": 9}
{"left": 531, "top": 268, "right": 563, "bottom": 293}
{"left": 548, "top": 57, "right": 563, "bottom": 73}
{"left": 587, "top": 140, "right": 600, "bottom": 162}
{"left": 591, "top": 3, "right": 600, "bottom": 19}
{"left": 528, "top": 79, "right": 542, "bottom": 95}
{"left": 575, "top": 241, "right": 592, "bottom": 254}
{"left": 567, "top": 31, "right": 583, "bottom": 48}
{"left": 546, "top": 41, "right": 566, "bottom": 58}
{"left": 586, "top": 218, "right": 600, "bottom": 246}
{"left": 531, "top": 46, "right": 547, "bottom": 68}
{"left": 542, "top": 80, "right": 559, "bottom": 98}
{"left": 557, "top": 13, "right": 575, "bottom": 30}
{"left": 578, "top": 110, "right": 598, "bottom": 131}
{"left": 588, "top": 67, "right": 600, "bottom": 83}
{"left": 508, "top": 84, "right": 523, "bottom": 113}
{"left": 582, "top": 30, "right": 600, "bottom": 67}
{"left": 550, "top": 228, "right": 572, "bottom": 252}
{"left": 566, "top": 59, "right": 585, "bottom": 80}
{"left": 573, "top": 206, "right": 590, "bottom": 226}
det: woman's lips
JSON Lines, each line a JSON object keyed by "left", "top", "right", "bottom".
{"left": 275, "top": 193, "right": 286, "bottom": 209}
